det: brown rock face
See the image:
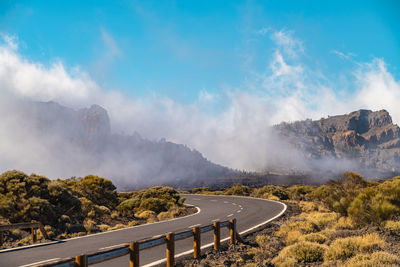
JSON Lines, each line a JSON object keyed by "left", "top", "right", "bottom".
{"left": 275, "top": 109, "right": 400, "bottom": 173}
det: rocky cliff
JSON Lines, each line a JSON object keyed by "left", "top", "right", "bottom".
{"left": 275, "top": 109, "right": 400, "bottom": 174}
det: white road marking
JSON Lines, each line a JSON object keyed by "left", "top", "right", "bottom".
{"left": 143, "top": 195, "right": 288, "bottom": 267}
{"left": 211, "top": 218, "right": 220, "bottom": 222}
{"left": 99, "top": 244, "right": 123, "bottom": 250}
{"left": 188, "top": 224, "right": 201, "bottom": 228}
{"left": 19, "top": 258, "right": 60, "bottom": 267}
{"left": 227, "top": 214, "right": 234, "bottom": 217}
{"left": 210, "top": 199, "right": 217, "bottom": 202}
{"left": 193, "top": 198, "right": 200, "bottom": 200}
{"left": 238, "top": 205, "right": 242, "bottom": 208}
{"left": 232, "top": 203, "right": 237, "bottom": 205}
{"left": 237, "top": 210, "right": 241, "bottom": 213}
{"left": 223, "top": 201, "right": 229, "bottom": 203}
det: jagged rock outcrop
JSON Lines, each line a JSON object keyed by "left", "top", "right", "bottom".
{"left": 275, "top": 109, "right": 400, "bottom": 173}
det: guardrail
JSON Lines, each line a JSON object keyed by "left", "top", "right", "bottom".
{"left": 30, "top": 218, "right": 242, "bottom": 267}
{"left": 0, "top": 222, "right": 48, "bottom": 246}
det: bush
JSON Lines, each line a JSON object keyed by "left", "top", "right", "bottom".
{"left": 332, "top": 217, "right": 355, "bottom": 230}
{"left": 344, "top": 252, "right": 400, "bottom": 267}
{"left": 272, "top": 241, "right": 327, "bottom": 265}
{"left": 324, "top": 233, "right": 385, "bottom": 261}
{"left": 255, "top": 185, "right": 289, "bottom": 200}
{"left": 383, "top": 220, "right": 400, "bottom": 234}
{"left": 298, "top": 212, "right": 339, "bottom": 229}
{"left": 225, "top": 184, "right": 251, "bottom": 196}
{"left": 299, "top": 233, "right": 327, "bottom": 244}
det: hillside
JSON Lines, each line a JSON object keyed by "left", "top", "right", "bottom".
{"left": 1, "top": 100, "right": 232, "bottom": 188}
{"left": 275, "top": 109, "right": 400, "bottom": 176}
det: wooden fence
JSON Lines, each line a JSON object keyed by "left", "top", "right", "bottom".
{"left": 29, "top": 218, "right": 241, "bottom": 267}
{"left": 0, "top": 222, "right": 48, "bottom": 246}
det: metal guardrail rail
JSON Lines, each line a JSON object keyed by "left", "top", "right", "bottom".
{"left": 0, "top": 222, "right": 48, "bottom": 246}
{"left": 29, "top": 218, "right": 241, "bottom": 267}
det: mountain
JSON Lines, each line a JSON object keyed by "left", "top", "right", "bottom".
{"left": 2, "top": 100, "right": 232, "bottom": 188}
{"left": 275, "top": 109, "right": 400, "bottom": 176}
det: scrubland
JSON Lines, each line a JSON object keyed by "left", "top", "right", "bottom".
{"left": 0, "top": 170, "right": 189, "bottom": 248}
{"left": 190, "top": 172, "right": 400, "bottom": 266}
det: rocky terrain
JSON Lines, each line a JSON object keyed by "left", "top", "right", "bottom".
{"left": 275, "top": 109, "right": 400, "bottom": 176}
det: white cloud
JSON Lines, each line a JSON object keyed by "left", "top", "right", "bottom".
{"left": 271, "top": 30, "right": 304, "bottom": 58}
{"left": 1, "top": 32, "right": 400, "bottom": 174}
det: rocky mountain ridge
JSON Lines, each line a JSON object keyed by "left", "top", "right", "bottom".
{"left": 275, "top": 109, "right": 400, "bottom": 174}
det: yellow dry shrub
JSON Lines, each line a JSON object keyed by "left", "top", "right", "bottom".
{"left": 110, "top": 211, "right": 119, "bottom": 219}
{"left": 285, "top": 230, "right": 302, "bottom": 245}
{"left": 345, "top": 251, "right": 400, "bottom": 267}
{"left": 157, "top": 211, "right": 173, "bottom": 221}
{"left": 108, "top": 224, "right": 125, "bottom": 231}
{"left": 128, "top": 221, "right": 139, "bottom": 227}
{"left": 266, "top": 195, "right": 280, "bottom": 201}
{"left": 332, "top": 216, "right": 355, "bottom": 230}
{"left": 272, "top": 241, "right": 327, "bottom": 266}
{"left": 255, "top": 235, "right": 269, "bottom": 248}
{"left": 135, "top": 210, "right": 156, "bottom": 220}
{"left": 384, "top": 220, "right": 400, "bottom": 234}
{"left": 298, "top": 211, "right": 339, "bottom": 229}
{"left": 324, "top": 233, "right": 385, "bottom": 261}
{"left": 38, "top": 225, "right": 56, "bottom": 239}
{"left": 96, "top": 224, "right": 109, "bottom": 232}
{"left": 84, "top": 219, "right": 98, "bottom": 233}
{"left": 298, "top": 201, "right": 318, "bottom": 212}
{"left": 299, "top": 232, "right": 327, "bottom": 244}
{"left": 276, "top": 220, "right": 318, "bottom": 238}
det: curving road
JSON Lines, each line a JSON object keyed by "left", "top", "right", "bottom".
{"left": 0, "top": 194, "right": 286, "bottom": 267}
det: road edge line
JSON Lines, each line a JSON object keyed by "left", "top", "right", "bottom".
{"left": 143, "top": 195, "right": 287, "bottom": 267}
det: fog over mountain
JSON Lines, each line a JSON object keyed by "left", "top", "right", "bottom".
{"left": 1, "top": 95, "right": 399, "bottom": 188}
{"left": 0, "top": 98, "right": 232, "bottom": 188}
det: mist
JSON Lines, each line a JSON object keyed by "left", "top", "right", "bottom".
{"left": 0, "top": 32, "right": 399, "bottom": 186}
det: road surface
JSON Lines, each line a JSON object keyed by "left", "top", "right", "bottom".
{"left": 0, "top": 194, "right": 286, "bottom": 267}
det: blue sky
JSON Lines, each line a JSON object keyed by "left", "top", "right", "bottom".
{"left": 1, "top": 0, "right": 399, "bottom": 103}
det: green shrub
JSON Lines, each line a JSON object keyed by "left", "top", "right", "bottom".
{"left": 225, "top": 184, "right": 251, "bottom": 196}
{"left": 255, "top": 185, "right": 289, "bottom": 200}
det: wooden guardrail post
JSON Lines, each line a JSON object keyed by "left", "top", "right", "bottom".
{"left": 0, "top": 230, "right": 3, "bottom": 246}
{"left": 229, "top": 219, "right": 236, "bottom": 245}
{"left": 166, "top": 232, "right": 175, "bottom": 267}
{"left": 193, "top": 226, "right": 201, "bottom": 259}
{"left": 213, "top": 221, "right": 220, "bottom": 251}
{"left": 75, "top": 254, "right": 88, "bottom": 267}
{"left": 129, "top": 241, "right": 139, "bottom": 267}
{"left": 31, "top": 227, "right": 37, "bottom": 243}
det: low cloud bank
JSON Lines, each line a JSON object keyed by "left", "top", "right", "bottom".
{"left": 0, "top": 31, "right": 399, "bottom": 183}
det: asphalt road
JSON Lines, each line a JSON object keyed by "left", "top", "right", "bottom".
{"left": 0, "top": 194, "right": 286, "bottom": 267}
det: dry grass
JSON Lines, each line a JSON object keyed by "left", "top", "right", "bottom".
{"left": 298, "top": 211, "right": 339, "bottom": 229}
{"left": 272, "top": 241, "right": 327, "bottom": 266}
{"left": 324, "top": 233, "right": 386, "bottom": 261}
{"left": 331, "top": 216, "right": 355, "bottom": 230}
{"left": 344, "top": 251, "right": 400, "bottom": 267}
{"left": 299, "top": 232, "right": 327, "bottom": 244}
{"left": 383, "top": 220, "right": 400, "bottom": 234}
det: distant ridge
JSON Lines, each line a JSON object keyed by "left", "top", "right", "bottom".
{"left": 275, "top": 109, "right": 400, "bottom": 175}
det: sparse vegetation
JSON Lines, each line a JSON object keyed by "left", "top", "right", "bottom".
{"left": 0, "top": 170, "right": 190, "bottom": 248}
{"left": 189, "top": 171, "right": 400, "bottom": 266}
